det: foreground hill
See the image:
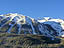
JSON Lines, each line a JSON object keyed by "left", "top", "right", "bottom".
{"left": 0, "top": 33, "right": 63, "bottom": 48}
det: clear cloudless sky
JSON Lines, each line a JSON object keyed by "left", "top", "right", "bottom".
{"left": 0, "top": 0, "right": 64, "bottom": 19}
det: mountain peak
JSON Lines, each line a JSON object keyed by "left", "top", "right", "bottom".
{"left": 0, "top": 13, "right": 64, "bottom": 39}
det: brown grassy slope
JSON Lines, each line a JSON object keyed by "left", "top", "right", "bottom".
{"left": 0, "top": 33, "right": 64, "bottom": 48}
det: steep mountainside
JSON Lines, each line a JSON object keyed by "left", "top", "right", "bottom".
{"left": 0, "top": 13, "right": 64, "bottom": 39}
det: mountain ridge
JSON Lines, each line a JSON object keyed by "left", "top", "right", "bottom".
{"left": 0, "top": 13, "right": 64, "bottom": 39}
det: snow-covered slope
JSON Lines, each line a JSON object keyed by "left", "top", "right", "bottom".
{"left": 38, "top": 17, "right": 64, "bottom": 37}
{"left": 0, "top": 13, "right": 64, "bottom": 38}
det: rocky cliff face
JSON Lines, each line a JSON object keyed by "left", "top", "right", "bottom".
{"left": 0, "top": 13, "right": 64, "bottom": 38}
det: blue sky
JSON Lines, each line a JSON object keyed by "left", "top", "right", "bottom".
{"left": 0, "top": 0, "right": 64, "bottom": 19}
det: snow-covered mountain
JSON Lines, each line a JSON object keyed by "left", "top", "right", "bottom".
{"left": 0, "top": 13, "right": 64, "bottom": 38}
